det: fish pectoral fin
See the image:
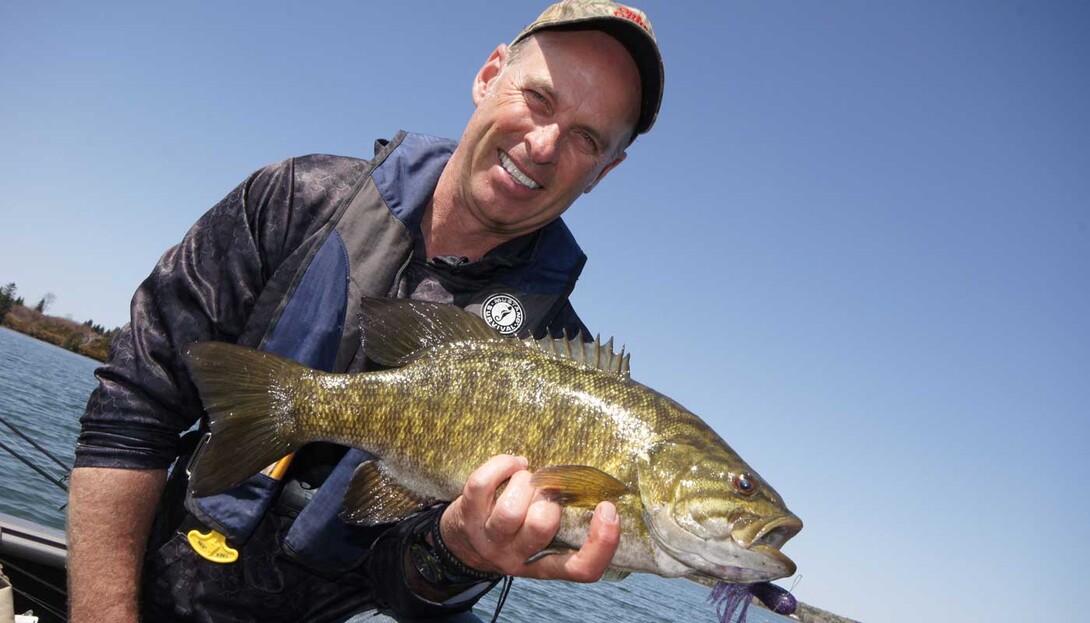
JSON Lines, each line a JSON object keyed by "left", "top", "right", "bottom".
{"left": 340, "top": 460, "right": 436, "bottom": 526}
{"left": 529, "top": 465, "right": 633, "bottom": 508}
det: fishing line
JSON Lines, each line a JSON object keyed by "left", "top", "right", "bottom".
{"left": 6, "top": 585, "right": 68, "bottom": 622}
{"left": 0, "top": 557, "right": 69, "bottom": 621}
{"left": 0, "top": 558, "right": 67, "bottom": 598}
{"left": 0, "top": 437, "right": 68, "bottom": 492}
{"left": 0, "top": 414, "right": 72, "bottom": 473}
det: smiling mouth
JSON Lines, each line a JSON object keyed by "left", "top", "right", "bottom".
{"left": 499, "top": 150, "right": 542, "bottom": 190}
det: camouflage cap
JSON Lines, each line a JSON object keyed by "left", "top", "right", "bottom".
{"left": 512, "top": 0, "right": 664, "bottom": 135}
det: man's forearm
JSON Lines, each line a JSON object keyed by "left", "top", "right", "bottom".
{"left": 67, "top": 466, "right": 166, "bottom": 623}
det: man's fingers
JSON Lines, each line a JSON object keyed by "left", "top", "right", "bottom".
{"left": 561, "top": 501, "right": 620, "bottom": 582}
{"left": 525, "top": 501, "right": 620, "bottom": 582}
{"left": 445, "top": 457, "right": 621, "bottom": 583}
{"left": 460, "top": 454, "right": 528, "bottom": 521}
{"left": 485, "top": 470, "right": 534, "bottom": 538}
{"left": 516, "top": 495, "right": 563, "bottom": 558}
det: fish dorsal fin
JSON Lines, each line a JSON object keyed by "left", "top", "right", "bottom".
{"left": 526, "top": 332, "right": 631, "bottom": 378}
{"left": 340, "top": 460, "right": 436, "bottom": 526}
{"left": 361, "top": 297, "right": 500, "bottom": 367}
{"left": 529, "top": 465, "right": 634, "bottom": 508}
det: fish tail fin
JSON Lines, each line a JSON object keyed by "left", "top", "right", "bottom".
{"left": 185, "top": 342, "right": 306, "bottom": 497}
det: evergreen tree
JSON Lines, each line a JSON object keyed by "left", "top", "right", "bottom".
{"left": 34, "top": 292, "right": 56, "bottom": 314}
{"left": 0, "top": 282, "right": 17, "bottom": 323}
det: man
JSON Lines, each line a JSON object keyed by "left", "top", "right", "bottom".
{"left": 68, "top": 1, "right": 664, "bottom": 621}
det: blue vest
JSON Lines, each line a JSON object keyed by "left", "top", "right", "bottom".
{"left": 184, "top": 132, "right": 587, "bottom": 573}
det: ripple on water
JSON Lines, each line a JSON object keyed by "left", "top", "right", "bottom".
{"left": 0, "top": 328, "right": 98, "bottom": 530}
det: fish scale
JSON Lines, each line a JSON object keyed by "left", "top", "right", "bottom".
{"left": 292, "top": 343, "right": 652, "bottom": 496}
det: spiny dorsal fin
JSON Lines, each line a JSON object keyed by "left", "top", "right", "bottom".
{"left": 529, "top": 465, "right": 634, "bottom": 508}
{"left": 361, "top": 297, "right": 500, "bottom": 367}
{"left": 526, "top": 331, "right": 632, "bottom": 378}
{"left": 340, "top": 460, "right": 436, "bottom": 526}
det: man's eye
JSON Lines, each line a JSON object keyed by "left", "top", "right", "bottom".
{"left": 578, "top": 131, "right": 599, "bottom": 152}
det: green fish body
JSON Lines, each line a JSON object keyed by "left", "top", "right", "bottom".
{"left": 186, "top": 298, "right": 801, "bottom": 584}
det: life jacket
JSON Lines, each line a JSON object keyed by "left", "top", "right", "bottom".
{"left": 183, "top": 131, "right": 587, "bottom": 573}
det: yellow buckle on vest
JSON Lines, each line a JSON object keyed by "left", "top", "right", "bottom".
{"left": 186, "top": 529, "right": 239, "bottom": 564}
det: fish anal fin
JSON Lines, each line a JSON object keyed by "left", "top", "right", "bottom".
{"left": 361, "top": 297, "right": 500, "bottom": 367}
{"left": 600, "top": 568, "right": 631, "bottom": 582}
{"left": 530, "top": 465, "right": 632, "bottom": 508}
{"left": 340, "top": 460, "right": 435, "bottom": 526}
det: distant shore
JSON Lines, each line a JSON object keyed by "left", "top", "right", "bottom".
{"left": 0, "top": 304, "right": 117, "bottom": 362}
{"left": 793, "top": 601, "right": 862, "bottom": 623}
{"left": 689, "top": 575, "right": 861, "bottom": 623}
{"left": 736, "top": 593, "right": 860, "bottom": 623}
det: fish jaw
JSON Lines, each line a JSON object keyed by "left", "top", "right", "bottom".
{"left": 730, "top": 513, "right": 803, "bottom": 551}
{"left": 643, "top": 505, "right": 800, "bottom": 583}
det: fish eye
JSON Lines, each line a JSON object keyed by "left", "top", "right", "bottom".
{"left": 733, "top": 472, "right": 759, "bottom": 496}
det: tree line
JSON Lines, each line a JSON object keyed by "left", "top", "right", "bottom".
{"left": 1, "top": 282, "right": 121, "bottom": 361}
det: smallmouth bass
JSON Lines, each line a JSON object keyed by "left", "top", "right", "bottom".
{"left": 186, "top": 298, "right": 801, "bottom": 586}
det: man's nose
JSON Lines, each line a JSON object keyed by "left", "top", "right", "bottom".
{"left": 527, "top": 123, "right": 560, "bottom": 164}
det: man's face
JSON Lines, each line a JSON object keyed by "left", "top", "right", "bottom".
{"left": 453, "top": 29, "right": 641, "bottom": 239}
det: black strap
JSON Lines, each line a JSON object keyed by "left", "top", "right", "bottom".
{"left": 489, "top": 575, "right": 514, "bottom": 623}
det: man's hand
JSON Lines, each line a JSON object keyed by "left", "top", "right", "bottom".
{"left": 439, "top": 454, "right": 620, "bottom": 582}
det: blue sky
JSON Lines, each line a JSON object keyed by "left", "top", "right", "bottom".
{"left": 2, "top": 2, "right": 1087, "bottom": 621}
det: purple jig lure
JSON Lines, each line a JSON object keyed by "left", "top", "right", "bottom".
{"left": 708, "top": 581, "right": 797, "bottom": 623}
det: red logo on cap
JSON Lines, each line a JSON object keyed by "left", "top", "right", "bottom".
{"left": 613, "top": 6, "right": 649, "bottom": 31}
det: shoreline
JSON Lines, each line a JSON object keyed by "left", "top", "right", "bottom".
{"left": 0, "top": 304, "right": 117, "bottom": 362}
{"left": 793, "top": 601, "right": 863, "bottom": 623}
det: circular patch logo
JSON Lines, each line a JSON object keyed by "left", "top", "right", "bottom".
{"left": 482, "top": 293, "right": 525, "bottom": 335}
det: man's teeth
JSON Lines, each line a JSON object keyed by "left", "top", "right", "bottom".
{"left": 500, "top": 152, "right": 541, "bottom": 190}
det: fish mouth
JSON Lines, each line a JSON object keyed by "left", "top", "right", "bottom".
{"left": 711, "top": 513, "right": 801, "bottom": 581}
{"left": 645, "top": 506, "right": 802, "bottom": 583}
{"left": 731, "top": 514, "right": 803, "bottom": 550}
{"left": 748, "top": 544, "right": 797, "bottom": 578}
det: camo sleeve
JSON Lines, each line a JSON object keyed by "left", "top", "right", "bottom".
{"left": 75, "top": 155, "right": 364, "bottom": 469}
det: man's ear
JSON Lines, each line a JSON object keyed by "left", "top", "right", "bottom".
{"left": 472, "top": 43, "right": 508, "bottom": 106}
{"left": 584, "top": 151, "right": 627, "bottom": 194}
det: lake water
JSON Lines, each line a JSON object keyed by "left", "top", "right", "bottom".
{"left": 0, "top": 327, "right": 796, "bottom": 623}
{"left": 0, "top": 327, "right": 89, "bottom": 530}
